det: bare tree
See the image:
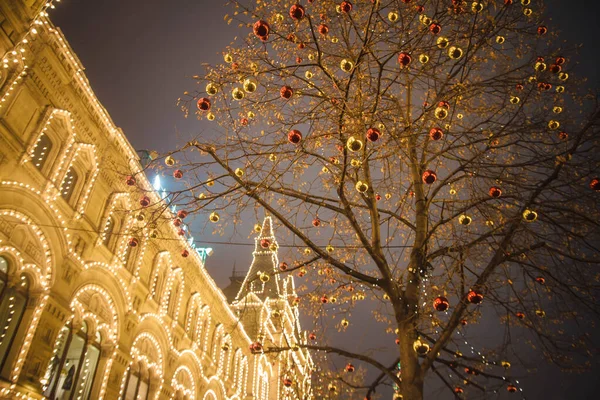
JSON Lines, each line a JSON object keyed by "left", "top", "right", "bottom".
{"left": 152, "top": 1, "right": 600, "bottom": 398}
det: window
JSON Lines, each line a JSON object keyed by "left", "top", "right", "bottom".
{"left": 0, "top": 261, "right": 29, "bottom": 373}
{"left": 60, "top": 167, "right": 79, "bottom": 203}
{"left": 43, "top": 321, "right": 102, "bottom": 400}
{"left": 121, "top": 363, "right": 151, "bottom": 400}
{"left": 31, "top": 134, "right": 53, "bottom": 171}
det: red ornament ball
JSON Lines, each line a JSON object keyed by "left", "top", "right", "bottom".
{"left": 398, "top": 52, "right": 412, "bottom": 68}
{"left": 321, "top": 295, "right": 328, "bottom": 304}
{"left": 429, "top": 23, "right": 441, "bottom": 35}
{"left": 318, "top": 24, "right": 329, "bottom": 35}
{"left": 177, "top": 228, "right": 185, "bottom": 236}
{"left": 537, "top": 25, "right": 548, "bottom": 35}
{"left": 366, "top": 127, "right": 381, "bottom": 142}
{"left": 173, "top": 169, "right": 183, "bottom": 179}
{"left": 279, "top": 262, "right": 288, "bottom": 271}
{"left": 507, "top": 384, "right": 518, "bottom": 393}
{"left": 438, "top": 101, "right": 450, "bottom": 110}
{"left": 429, "top": 127, "right": 443, "bottom": 141}
{"left": 173, "top": 218, "right": 182, "bottom": 227}
{"left": 589, "top": 177, "right": 600, "bottom": 191}
{"left": 126, "top": 175, "right": 136, "bottom": 186}
{"left": 181, "top": 249, "right": 189, "bottom": 258}
{"left": 516, "top": 311, "right": 525, "bottom": 319}
{"left": 253, "top": 20, "right": 270, "bottom": 40}
{"left": 535, "top": 276, "right": 546, "bottom": 285}
{"left": 515, "top": 83, "right": 524, "bottom": 91}
{"left": 128, "top": 238, "right": 139, "bottom": 247}
{"left": 558, "top": 131, "right": 568, "bottom": 141}
{"left": 280, "top": 85, "right": 294, "bottom": 99}
{"left": 375, "top": 194, "right": 382, "bottom": 201}
{"left": 177, "top": 210, "right": 188, "bottom": 219}
{"left": 308, "top": 332, "right": 316, "bottom": 340}
{"left": 422, "top": 169, "right": 437, "bottom": 184}
{"left": 489, "top": 186, "right": 502, "bottom": 198}
{"left": 433, "top": 296, "right": 449, "bottom": 312}
{"left": 467, "top": 290, "right": 484, "bottom": 304}
{"left": 312, "top": 218, "right": 321, "bottom": 227}
{"left": 549, "top": 64, "right": 561, "bottom": 74}
{"left": 416, "top": 5, "right": 425, "bottom": 13}
{"left": 289, "top": 4, "right": 305, "bottom": 20}
{"left": 283, "top": 378, "right": 293, "bottom": 387}
{"left": 555, "top": 56, "right": 566, "bottom": 65}
{"left": 340, "top": 1, "right": 353, "bottom": 13}
{"left": 454, "top": 387, "right": 464, "bottom": 394}
{"left": 140, "top": 195, "right": 151, "bottom": 207}
{"left": 196, "top": 97, "right": 211, "bottom": 111}
{"left": 260, "top": 238, "right": 271, "bottom": 248}
{"left": 345, "top": 363, "right": 355, "bottom": 373}
{"left": 288, "top": 129, "right": 303, "bottom": 144}
{"left": 460, "top": 319, "right": 468, "bottom": 325}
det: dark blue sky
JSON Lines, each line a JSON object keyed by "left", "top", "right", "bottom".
{"left": 51, "top": 1, "right": 600, "bottom": 398}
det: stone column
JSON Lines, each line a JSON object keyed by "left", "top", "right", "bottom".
{"left": 87, "top": 342, "right": 115, "bottom": 400}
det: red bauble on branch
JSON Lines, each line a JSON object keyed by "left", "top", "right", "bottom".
{"left": 312, "top": 218, "right": 321, "bottom": 227}
{"left": 467, "top": 290, "right": 484, "bottom": 304}
{"left": 173, "top": 169, "right": 184, "bottom": 179}
{"left": 253, "top": 20, "right": 270, "bottom": 40}
{"left": 308, "top": 332, "right": 316, "bottom": 340}
{"left": 489, "top": 186, "right": 502, "bottom": 198}
{"left": 340, "top": 1, "right": 353, "bottom": 13}
{"left": 128, "top": 238, "right": 139, "bottom": 247}
{"left": 289, "top": 4, "right": 305, "bottom": 20}
{"left": 429, "top": 127, "right": 443, "bottom": 140}
{"left": 177, "top": 210, "right": 188, "bottom": 219}
{"left": 429, "top": 23, "right": 441, "bottom": 34}
{"left": 433, "top": 296, "right": 449, "bottom": 311}
{"left": 280, "top": 85, "right": 294, "bottom": 99}
{"left": 125, "top": 175, "right": 136, "bottom": 186}
{"left": 196, "top": 97, "right": 211, "bottom": 111}
{"left": 589, "top": 177, "right": 600, "bottom": 191}
{"left": 398, "top": 52, "right": 412, "bottom": 68}
{"left": 422, "top": 170, "right": 437, "bottom": 184}
{"left": 507, "top": 384, "right": 518, "bottom": 393}
{"left": 181, "top": 249, "right": 189, "bottom": 258}
{"left": 140, "top": 195, "right": 151, "bottom": 207}
{"left": 345, "top": 363, "right": 355, "bottom": 372}
{"left": 279, "top": 262, "right": 288, "bottom": 271}
{"left": 535, "top": 276, "right": 546, "bottom": 285}
{"left": 260, "top": 238, "right": 271, "bottom": 248}
{"left": 288, "top": 129, "right": 303, "bottom": 144}
{"left": 366, "top": 127, "right": 381, "bottom": 142}
{"left": 318, "top": 24, "right": 329, "bottom": 35}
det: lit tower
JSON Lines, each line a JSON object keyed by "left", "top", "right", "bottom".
{"left": 231, "top": 216, "right": 313, "bottom": 399}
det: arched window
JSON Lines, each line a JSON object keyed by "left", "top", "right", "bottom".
{"left": 121, "top": 362, "right": 151, "bottom": 400}
{"left": 31, "top": 133, "right": 53, "bottom": 171}
{"left": 60, "top": 167, "right": 79, "bottom": 203}
{"left": 0, "top": 259, "right": 30, "bottom": 373}
{"left": 42, "top": 321, "right": 102, "bottom": 400}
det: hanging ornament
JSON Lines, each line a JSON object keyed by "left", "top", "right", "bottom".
{"left": 320, "top": 295, "right": 328, "bottom": 304}
{"left": 458, "top": 215, "right": 472, "bottom": 225}
{"left": 312, "top": 218, "right": 321, "bottom": 227}
{"left": 413, "top": 339, "right": 430, "bottom": 355}
{"left": 454, "top": 387, "right": 464, "bottom": 394}
{"left": 235, "top": 168, "right": 244, "bottom": 177}
{"left": 397, "top": 52, "right": 412, "bottom": 68}
{"left": 289, "top": 4, "right": 305, "bottom": 20}
{"left": 366, "top": 127, "right": 381, "bottom": 142}
{"left": 280, "top": 85, "right": 294, "bottom": 99}
{"left": 436, "top": 37, "right": 449, "bottom": 48}
{"left": 489, "top": 186, "right": 502, "bottom": 198}
{"left": 355, "top": 181, "right": 368, "bottom": 193}
{"left": 181, "top": 249, "right": 189, "bottom": 257}
{"left": 318, "top": 24, "right": 329, "bottom": 35}
{"left": 501, "top": 361, "right": 512, "bottom": 369}
{"left": 345, "top": 363, "right": 355, "bottom": 373}
{"left": 243, "top": 79, "right": 257, "bottom": 93}
{"left": 347, "top": 137, "right": 364, "bottom": 152}
{"left": 232, "top": 87, "right": 245, "bottom": 100}
{"left": 326, "top": 245, "right": 334, "bottom": 253}
{"left": 279, "top": 262, "right": 288, "bottom": 271}
{"left": 467, "top": 290, "right": 484, "bottom": 304}
{"left": 507, "top": 384, "right": 518, "bottom": 393}
{"left": 516, "top": 311, "right": 525, "bottom": 319}
{"left": 522, "top": 209, "right": 538, "bottom": 222}
{"left": 177, "top": 210, "right": 188, "bottom": 219}
{"left": 283, "top": 378, "right": 293, "bottom": 387}
{"left": 429, "top": 22, "right": 442, "bottom": 34}
{"left": 173, "top": 218, "right": 183, "bottom": 227}
{"left": 429, "top": 127, "right": 443, "bottom": 140}
{"left": 535, "top": 276, "right": 546, "bottom": 284}
{"left": 589, "top": 177, "right": 600, "bottom": 191}
{"left": 308, "top": 332, "right": 316, "bottom": 340}
{"left": 340, "top": 59, "right": 354, "bottom": 72}
{"left": 419, "top": 54, "right": 429, "bottom": 64}
{"left": 125, "top": 175, "right": 136, "bottom": 186}
{"left": 340, "top": 1, "right": 353, "bottom": 13}
{"left": 253, "top": 20, "right": 270, "bottom": 40}
{"left": 173, "top": 169, "right": 184, "bottom": 179}
{"left": 340, "top": 318, "right": 349, "bottom": 327}
{"left": 259, "top": 272, "right": 270, "bottom": 282}
{"left": 128, "top": 238, "right": 139, "bottom": 247}
{"left": 140, "top": 195, "right": 151, "bottom": 207}
{"left": 537, "top": 25, "right": 548, "bottom": 35}
{"left": 209, "top": 212, "right": 220, "bottom": 223}
{"left": 197, "top": 97, "right": 211, "bottom": 111}
{"left": 433, "top": 296, "right": 449, "bottom": 311}
{"left": 206, "top": 83, "right": 218, "bottom": 95}
{"left": 422, "top": 170, "right": 437, "bottom": 184}
{"left": 288, "top": 129, "right": 303, "bottom": 144}
{"left": 165, "top": 156, "right": 175, "bottom": 166}
{"left": 536, "top": 309, "right": 546, "bottom": 317}
{"left": 388, "top": 11, "right": 399, "bottom": 22}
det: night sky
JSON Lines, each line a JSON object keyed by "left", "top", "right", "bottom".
{"left": 50, "top": 0, "right": 599, "bottom": 398}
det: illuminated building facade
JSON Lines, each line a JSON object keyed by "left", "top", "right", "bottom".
{"left": 0, "top": 1, "right": 312, "bottom": 399}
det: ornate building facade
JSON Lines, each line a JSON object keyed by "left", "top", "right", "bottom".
{"left": 0, "top": 1, "right": 312, "bottom": 399}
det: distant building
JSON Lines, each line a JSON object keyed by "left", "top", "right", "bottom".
{"left": 0, "top": 1, "right": 312, "bottom": 399}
